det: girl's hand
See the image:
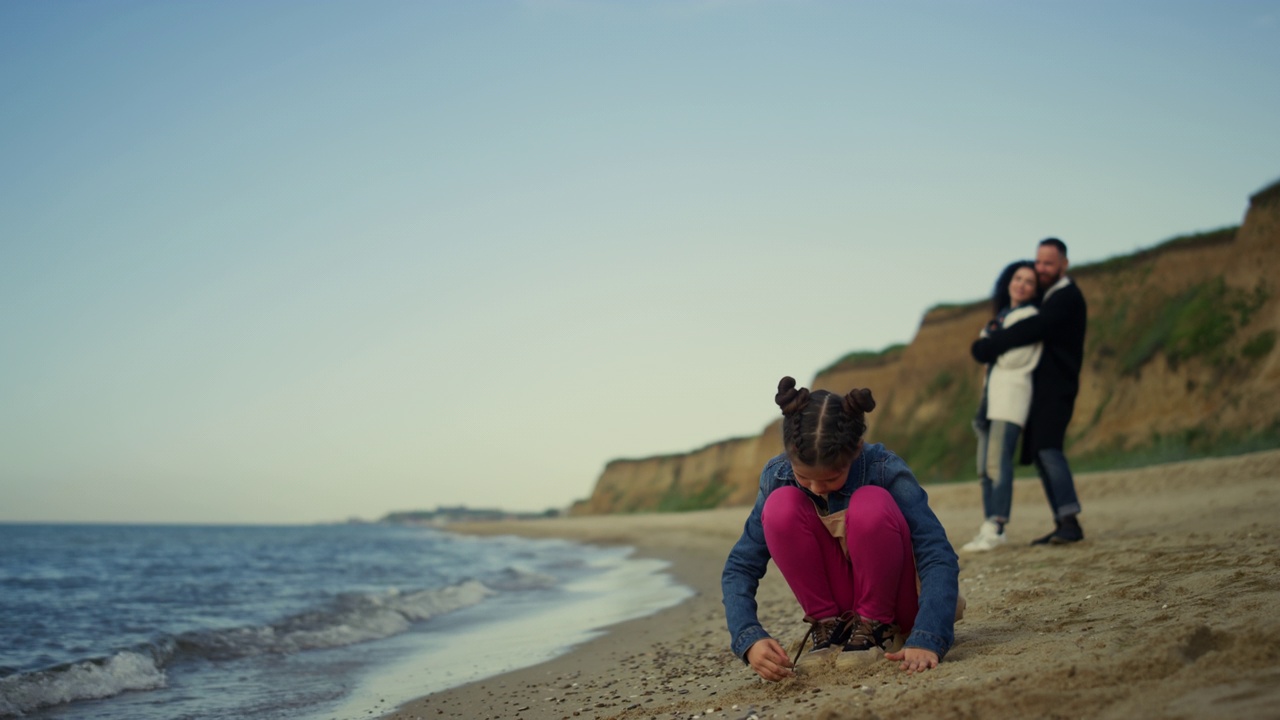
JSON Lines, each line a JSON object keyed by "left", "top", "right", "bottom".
{"left": 885, "top": 647, "right": 939, "bottom": 674}
{"left": 745, "top": 638, "right": 794, "bottom": 682}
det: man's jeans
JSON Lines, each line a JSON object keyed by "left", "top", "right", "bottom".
{"left": 1035, "top": 448, "right": 1081, "bottom": 518}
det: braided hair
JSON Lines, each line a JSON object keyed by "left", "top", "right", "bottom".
{"left": 774, "top": 376, "right": 875, "bottom": 468}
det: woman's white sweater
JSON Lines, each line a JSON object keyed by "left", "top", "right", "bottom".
{"left": 983, "top": 305, "right": 1043, "bottom": 426}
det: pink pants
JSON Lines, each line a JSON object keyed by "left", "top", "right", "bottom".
{"left": 762, "top": 485, "right": 918, "bottom": 635}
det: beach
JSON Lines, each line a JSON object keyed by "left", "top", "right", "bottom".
{"left": 385, "top": 450, "right": 1280, "bottom": 720}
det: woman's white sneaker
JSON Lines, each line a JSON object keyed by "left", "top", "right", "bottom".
{"left": 961, "top": 520, "right": 1006, "bottom": 552}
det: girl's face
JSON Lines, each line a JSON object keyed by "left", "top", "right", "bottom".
{"left": 792, "top": 460, "right": 850, "bottom": 496}
{"left": 1009, "top": 267, "right": 1038, "bottom": 307}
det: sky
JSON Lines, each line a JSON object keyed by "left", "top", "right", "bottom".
{"left": 2, "top": 1, "right": 1278, "bottom": 524}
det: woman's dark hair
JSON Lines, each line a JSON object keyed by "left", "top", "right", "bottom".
{"left": 991, "top": 260, "right": 1035, "bottom": 314}
{"left": 775, "top": 376, "right": 875, "bottom": 468}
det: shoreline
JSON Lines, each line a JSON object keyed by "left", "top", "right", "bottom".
{"left": 382, "top": 449, "right": 1280, "bottom": 720}
{"left": 378, "top": 508, "right": 775, "bottom": 720}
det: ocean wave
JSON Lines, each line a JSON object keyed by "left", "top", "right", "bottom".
{"left": 0, "top": 579, "right": 496, "bottom": 717}
{"left": 176, "top": 579, "right": 497, "bottom": 658}
{"left": 485, "top": 567, "right": 560, "bottom": 592}
{"left": 0, "top": 651, "right": 165, "bottom": 717}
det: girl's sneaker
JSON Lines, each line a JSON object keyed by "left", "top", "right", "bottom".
{"left": 793, "top": 612, "right": 857, "bottom": 669}
{"left": 962, "top": 520, "right": 1007, "bottom": 552}
{"left": 835, "top": 616, "right": 899, "bottom": 669}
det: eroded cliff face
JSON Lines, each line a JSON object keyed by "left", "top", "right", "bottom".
{"left": 572, "top": 182, "right": 1280, "bottom": 515}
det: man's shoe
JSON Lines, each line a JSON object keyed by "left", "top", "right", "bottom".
{"left": 1049, "top": 516, "right": 1084, "bottom": 544}
{"left": 1030, "top": 522, "right": 1061, "bottom": 546}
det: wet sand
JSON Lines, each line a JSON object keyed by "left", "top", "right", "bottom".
{"left": 383, "top": 449, "right": 1280, "bottom": 720}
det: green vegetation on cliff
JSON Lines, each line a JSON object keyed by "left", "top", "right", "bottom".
{"left": 816, "top": 343, "right": 907, "bottom": 376}
{"left": 1067, "top": 419, "right": 1280, "bottom": 476}
{"left": 656, "top": 471, "right": 734, "bottom": 512}
{"left": 875, "top": 370, "right": 981, "bottom": 483}
{"left": 1089, "top": 275, "right": 1271, "bottom": 377}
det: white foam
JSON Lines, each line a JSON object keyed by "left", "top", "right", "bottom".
{"left": 179, "top": 579, "right": 499, "bottom": 658}
{"left": 320, "top": 548, "right": 694, "bottom": 719}
{"left": 0, "top": 651, "right": 166, "bottom": 717}
{"left": 393, "top": 579, "right": 496, "bottom": 621}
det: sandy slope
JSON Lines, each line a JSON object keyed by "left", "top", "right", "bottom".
{"left": 383, "top": 449, "right": 1280, "bottom": 720}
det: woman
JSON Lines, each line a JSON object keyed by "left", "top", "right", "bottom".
{"left": 963, "top": 261, "right": 1043, "bottom": 551}
{"left": 721, "top": 377, "right": 960, "bottom": 680}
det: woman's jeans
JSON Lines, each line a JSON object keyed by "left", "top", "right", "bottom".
{"left": 974, "top": 419, "right": 1021, "bottom": 524}
{"left": 760, "top": 485, "right": 919, "bottom": 635}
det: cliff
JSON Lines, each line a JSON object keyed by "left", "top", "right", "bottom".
{"left": 572, "top": 180, "right": 1280, "bottom": 515}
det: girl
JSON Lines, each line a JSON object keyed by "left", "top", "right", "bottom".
{"left": 721, "top": 377, "right": 960, "bottom": 680}
{"left": 963, "top": 261, "right": 1043, "bottom": 552}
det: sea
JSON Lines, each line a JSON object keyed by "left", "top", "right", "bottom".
{"left": 0, "top": 523, "right": 694, "bottom": 719}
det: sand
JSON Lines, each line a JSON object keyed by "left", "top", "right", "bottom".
{"left": 383, "top": 450, "right": 1280, "bottom": 720}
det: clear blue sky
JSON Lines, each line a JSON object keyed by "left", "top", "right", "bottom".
{"left": 2, "top": 1, "right": 1277, "bottom": 523}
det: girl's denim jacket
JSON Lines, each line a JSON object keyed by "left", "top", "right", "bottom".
{"left": 721, "top": 443, "right": 960, "bottom": 661}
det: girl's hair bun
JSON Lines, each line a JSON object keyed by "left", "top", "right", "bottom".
{"left": 843, "top": 387, "right": 876, "bottom": 414}
{"left": 775, "top": 376, "right": 810, "bottom": 416}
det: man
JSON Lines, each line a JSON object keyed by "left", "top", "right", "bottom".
{"left": 971, "top": 238, "right": 1087, "bottom": 544}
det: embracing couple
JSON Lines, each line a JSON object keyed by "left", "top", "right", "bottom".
{"left": 963, "top": 237, "right": 1088, "bottom": 551}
